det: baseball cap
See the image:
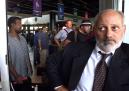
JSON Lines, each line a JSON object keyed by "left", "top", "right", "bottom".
{"left": 80, "top": 19, "right": 92, "bottom": 26}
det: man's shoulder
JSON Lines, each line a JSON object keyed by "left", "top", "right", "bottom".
{"left": 60, "top": 29, "right": 65, "bottom": 32}
{"left": 8, "top": 33, "right": 15, "bottom": 43}
{"left": 67, "top": 31, "right": 74, "bottom": 37}
{"left": 121, "top": 43, "right": 129, "bottom": 51}
{"left": 64, "top": 42, "right": 95, "bottom": 56}
{"left": 19, "top": 34, "right": 26, "bottom": 40}
{"left": 68, "top": 31, "right": 74, "bottom": 34}
{"left": 115, "top": 43, "right": 129, "bottom": 57}
{"left": 55, "top": 29, "right": 64, "bottom": 35}
{"left": 68, "top": 41, "right": 95, "bottom": 48}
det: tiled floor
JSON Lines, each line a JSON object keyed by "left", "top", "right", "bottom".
{"left": 28, "top": 46, "right": 42, "bottom": 84}
{"left": 29, "top": 46, "right": 53, "bottom": 91}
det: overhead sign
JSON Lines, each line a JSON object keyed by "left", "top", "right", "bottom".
{"left": 57, "top": 3, "right": 64, "bottom": 20}
{"left": 73, "top": 8, "right": 78, "bottom": 22}
{"left": 33, "top": 0, "right": 42, "bottom": 16}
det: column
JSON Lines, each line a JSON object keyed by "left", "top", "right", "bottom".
{"left": 123, "top": 0, "right": 129, "bottom": 43}
{"left": 0, "top": 0, "right": 10, "bottom": 91}
{"left": 99, "top": 0, "right": 119, "bottom": 11}
{"left": 49, "top": 12, "right": 56, "bottom": 31}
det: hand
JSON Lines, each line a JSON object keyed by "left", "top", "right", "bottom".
{"left": 15, "top": 76, "right": 24, "bottom": 84}
{"left": 56, "top": 86, "right": 69, "bottom": 91}
{"left": 28, "top": 60, "right": 33, "bottom": 75}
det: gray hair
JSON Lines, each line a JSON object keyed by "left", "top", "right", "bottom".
{"left": 94, "top": 9, "right": 125, "bottom": 26}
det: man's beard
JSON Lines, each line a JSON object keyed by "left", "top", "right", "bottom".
{"left": 16, "top": 28, "right": 22, "bottom": 34}
{"left": 96, "top": 38, "right": 122, "bottom": 53}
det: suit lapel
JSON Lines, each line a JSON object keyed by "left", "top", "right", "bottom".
{"left": 68, "top": 43, "right": 95, "bottom": 90}
{"left": 104, "top": 43, "right": 129, "bottom": 91}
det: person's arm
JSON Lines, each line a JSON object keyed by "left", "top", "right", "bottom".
{"left": 54, "top": 38, "right": 61, "bottom": 47}
{"left": 8, "top": 46, "right": 23, "bottom": 84}
{"left": 46, "top": 51, "right": 66, "bottom": 90}
{"left": 63, "top": 39, "right": 71, "bottom": 47}
{"left": 54, "top": 30, "right": 62, "bottom": 48}
{"left": 9, "top": 63, "right": 23, "bottom": 84}
{"left": 55, "top": 85, "right": 69, "bottom": 91}
{"left": 24, "top": 36, "right": 33, "bottom": 75}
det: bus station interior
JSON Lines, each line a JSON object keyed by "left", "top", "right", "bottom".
{"left": 1, "top": 0, "right": 129, "bottom": 91}
{"left": 6, "top": 0, "right": 99, "bottom": 90}
{"left": 7, "top": 0, "right": 99, "bottom": 33}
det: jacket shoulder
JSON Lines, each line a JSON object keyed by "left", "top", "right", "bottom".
{"left": 121, "top": 43, "right": 129, "bottom": 52}
{"left": 63, "top": 42, "right": 95, "bottom": 57}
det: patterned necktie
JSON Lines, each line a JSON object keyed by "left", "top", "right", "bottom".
{"left": 92, "top": 52, "right": 111, "bottom": 91}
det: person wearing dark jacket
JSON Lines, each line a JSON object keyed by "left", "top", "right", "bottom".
{"left": 64, "top": 19, "right": 95, "bottom": 46}
{"left": 47, "top": 9, "right": 129, "bottom": 91}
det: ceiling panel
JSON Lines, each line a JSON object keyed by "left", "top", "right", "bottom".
{"left": 7, "top": 0, "right": 99, "bottom": 18}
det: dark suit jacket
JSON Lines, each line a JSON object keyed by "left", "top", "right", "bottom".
{"left": 47, "top": 42, "right": 129, "bottom": 91}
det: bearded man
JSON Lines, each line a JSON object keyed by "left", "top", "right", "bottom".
{"left": 47, "top": 9, "right": 129, "bottom": 91}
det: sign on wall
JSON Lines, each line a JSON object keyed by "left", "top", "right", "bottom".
{"left": 57, "top": 3, "right": 64, "bottom": 20}
{"left": 33, "top": 0, "right": 42, "bottom": 16}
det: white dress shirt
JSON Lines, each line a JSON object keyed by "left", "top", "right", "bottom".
{"left": 54, "top": 28, "right": 73, "bottom": 41}
{"left": 73, "top": 45, "right": 115, "bottom": 91}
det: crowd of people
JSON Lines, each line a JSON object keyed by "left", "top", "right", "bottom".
{"left": 47, "top": 9, "right": 129, "bottom": 91}
{"left": 7, "top": 9, "right": 129, "bottom": 91}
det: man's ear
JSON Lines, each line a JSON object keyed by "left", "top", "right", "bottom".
{"left": 123, "top": 24, "right": 126, "bottom": 34}
{"left": 11, "top": 23, "right": 15, "bottom": 27}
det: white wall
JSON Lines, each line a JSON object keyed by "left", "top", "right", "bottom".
{"left": 99, "top": 0, "right": 119, "bottom": 11}
{"left": 123, "top": 0, "right": 129, "bottom": 44}
{"left": 22, "top": 14, "right": 82, "bottom": 26}
{"left": 22, "top": 14, "right": 50, "bottom": 24}
{"left": 0, "top": 0, "right": 10, "bottom": 91}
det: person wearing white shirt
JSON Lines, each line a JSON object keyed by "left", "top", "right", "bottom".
{"left": 54, "top": 20, "right": 73, "bottom": 49}
{"left": 47, "top": 9, "right": 129, "bottom": 91}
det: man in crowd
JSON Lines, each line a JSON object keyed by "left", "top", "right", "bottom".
{"left": 8, "top": 17, "right": 33, "bottom": 91}
{"left": 38, "top": 28, "right": 49, "bottom": 68}
{"left": 54, "top": 20, "right": 73, "bottom": 50}
{"left": 64, "top": 19, "right": 95, "bottom": 46}
{"left": 47, "top": 9, "right": 129, "bottom": 91}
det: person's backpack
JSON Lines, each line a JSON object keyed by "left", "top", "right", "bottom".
{"left": 64, "top": 29, "right": 69, "bottom": 35}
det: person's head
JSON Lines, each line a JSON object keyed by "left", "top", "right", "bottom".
{"left": 80, "top": 19, "right": 92, "bottom": 34}
{"left": 38, "top": 28, "right": 42, "bottom": 32}
{"left": 93, "top": 9, "right": 126, "bottom": 53}
{"left": 8, "top": 16, "right": 22, "bottom": 34}
{"left": 65, "top": 20, "right": 73, "bottom": 29}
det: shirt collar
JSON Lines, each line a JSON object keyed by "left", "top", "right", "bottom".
{"left": 94, "top": 44, "right": 115, "bottom": 57}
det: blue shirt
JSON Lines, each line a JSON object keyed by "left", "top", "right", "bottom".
{"left": 38, "top": 31, "right": 49, "bottom": 49}
{"left": 54, "top": 28, "right": 73, "bottom": 41}
{"left": 34, "top": 32, "right": 39, "bottom": 48}
{"left": 8, "top": 33, "right": 32, "bottom": 80}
